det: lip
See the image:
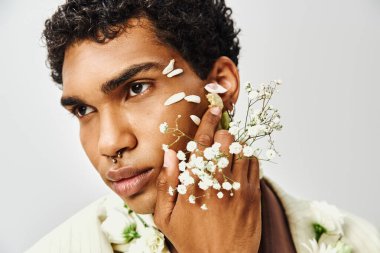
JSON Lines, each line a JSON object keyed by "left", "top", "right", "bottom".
{"left": 108, "top": 167, "right": 154, "bottom": 197}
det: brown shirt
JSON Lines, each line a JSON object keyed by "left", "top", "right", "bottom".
{"left": 258, "top": 179, "right": 297, "bottom": 253}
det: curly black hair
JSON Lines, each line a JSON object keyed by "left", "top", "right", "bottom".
{"left": 43, "top": 0, "right": 241, "bottom": 85}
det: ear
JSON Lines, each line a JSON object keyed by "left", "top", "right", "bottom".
{"left": 205, "top": 56, "right": 240, "bottom": 111}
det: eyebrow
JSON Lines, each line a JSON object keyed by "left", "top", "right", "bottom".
{"left": 61, "top": 61, "right": 165, "bottom": 108}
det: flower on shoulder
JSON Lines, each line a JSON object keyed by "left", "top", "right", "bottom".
{"left": 303, "top": 239, "right": 338, "bottom": 253}
{"left": 100, "top": 206, "right": 137, "bottom": 244}
{"left": 126, "top": 228, "right": 167, "bottom": 253}
{"left": 310, "top": 201, "right": 345, "bottom": 235}
{"left": 100, "top": 202, "right": 170, "bottom": 253}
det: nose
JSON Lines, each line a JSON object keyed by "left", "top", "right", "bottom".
{"left": 97, "top": 110, "right": 137, "bottom": 159}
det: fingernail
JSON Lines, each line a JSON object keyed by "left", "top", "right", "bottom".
{"left": 210, "top": 106, "right": 222, "bottom": 116}
{"left": 164, "top": 150, "right": 171, "bottom": 168}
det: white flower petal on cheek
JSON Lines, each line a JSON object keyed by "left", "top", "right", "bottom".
{"left": 162, "top": 59, "right": 175, "bottom": 75}
{"left": 164, "top": 92, "right": 186, "bottom": 106}
{"left": 167, "top": 68, "right": 184, "bottom": 78}
{"left": 204, "top": 83, "right": 228, "bottom": 94}
{"left": 184, "top": 95, "right": 201, "bottom": 103}
{"left": 190, "top": 115, "right": 201, "bottom": 125}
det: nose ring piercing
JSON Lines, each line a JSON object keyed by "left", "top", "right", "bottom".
{"left": 111, "top": 150, "right": 123, "bottom": 164}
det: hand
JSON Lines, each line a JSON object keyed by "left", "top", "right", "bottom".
{"left": 154, "top": 106, "right": 262, "bottom": 253}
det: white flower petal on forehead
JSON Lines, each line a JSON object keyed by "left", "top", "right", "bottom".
{"left": 184, "top": 95, "right": 201, "bottom": 103}
{"left": 190, "top": 115, "right": 201, "bottom": 126}
{"left": 162, "top": 59, "right": 175, "bottom": 75}
{"left": 164, "top": 92, "right": 186, "bottom": 106}
{"left": 167, "top": 68, "right": 184, "bottom": 78}
{"left": 204, "top": 83, "right": 228, "bottom": 94}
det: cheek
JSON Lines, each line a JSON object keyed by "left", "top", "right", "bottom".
{"left": 79, "top": 123, "right": 99, "bottom": 168}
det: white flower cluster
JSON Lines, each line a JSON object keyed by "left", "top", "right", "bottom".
{"left": 168, "top": 141, "right": 241, "bottom": 209}
{"left": 159, "top": 59, "right": 284, "bottom": 209}
{"left": 229, "top": 80, "right": 283, "bottom": 161}
{"left": 303, "top": 201, "right": 352, "bottom": 253}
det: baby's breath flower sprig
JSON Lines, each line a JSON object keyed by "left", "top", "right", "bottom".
{"left": 230, "top": 80, "right": 283, "bottom": 164}
{"left": 159, "top": 79, "right": 284, "bottom": 209}
{"left": 160, "top": 115, "right": 240, "bottom": 208}
{"left": 160, "top": 58, "right": 283, "bottom": 210}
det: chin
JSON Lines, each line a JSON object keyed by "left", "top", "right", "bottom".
{"left": 122, "top": 188, "right": 157, "bottom": 214}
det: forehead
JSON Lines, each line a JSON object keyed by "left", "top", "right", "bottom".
{"left": 61, "top": 18, "right": 174, "bottom": 94}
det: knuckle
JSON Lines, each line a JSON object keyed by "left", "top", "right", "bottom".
{"left": 205, "top": 111, "right": 220, "bottom": 126}
{"left": 214, "top": 129, "right": 233, "bottom": 140}
{"left": 197, "top": 134, "right": 212, "bottom": 146}
{"left": 156, "top": 175, "right": 168, "bottom": 191}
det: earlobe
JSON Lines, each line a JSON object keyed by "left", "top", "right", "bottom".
{"left": 205, "top": 56, "right": 240, "bottom": 111}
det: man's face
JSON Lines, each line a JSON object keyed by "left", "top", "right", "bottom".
{"left": 61, "top": 18, "right": 210, "bottom": 213}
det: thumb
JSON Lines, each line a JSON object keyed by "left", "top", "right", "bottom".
{"left": 154, "top": 149, "right": 179, "bottom": 229}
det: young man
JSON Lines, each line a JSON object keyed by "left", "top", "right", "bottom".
{"left": 27, "top": 0, "right": 380, "bottom": 252}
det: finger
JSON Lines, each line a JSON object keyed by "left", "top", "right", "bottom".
{"left": 248, "top": 156, "right": 260, "bottom": 187}
{"left": 232, "top": 155, "right": 250, "bottom": 184}
{"left": 154, "top": 149, "right": 180, "bottom": 229}
{"left": 214, "top": 129, "right": 234, "bottom": 179}
{"left": 193, "top": 106, "right": 222, "bottom": 152}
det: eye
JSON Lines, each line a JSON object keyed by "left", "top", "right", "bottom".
{"left": 73, "top": 105, "right": 95, "bottom": 118}
{"left": 129, "top": 82, "right": 151, "bottom": 97}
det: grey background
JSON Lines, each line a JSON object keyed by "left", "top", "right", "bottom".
{"left": 0, "top": 0, "right": 379, "bottom": 252}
